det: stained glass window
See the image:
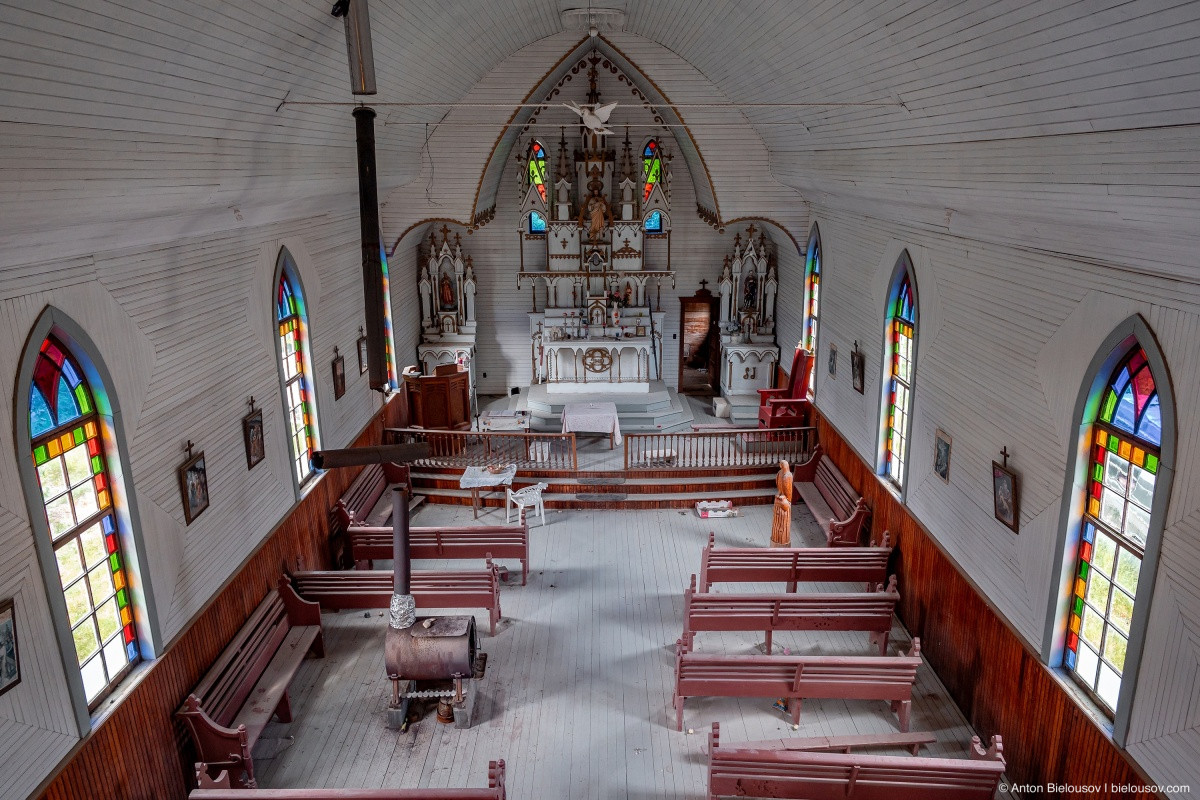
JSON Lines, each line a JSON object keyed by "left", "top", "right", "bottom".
{"left": 529, "top": 210, "right": 547, "bottom": 234}
{"left": 644, "top": 210, "right": 662, "bottom": 233}
{"left": 803, "top": 228, "right": 821, "bottom": 354}
{"left": 278, "top": 270, "right": 317, "bottom": 484}
{"left": 883, "top": 267, "right": 916, "bottom": 487}
{"left": 528, "top": 142, "right": 547, "bottom": 203}
{"left": 29, "top": 337, "right": 138, "bottom": 708}
{"left": 1065, "top": 348, "right": 1160, "bottom": 714}
{"left": 380, "top": 242, "right": 398, "bottom": 388}
{"left": 642, "top": 140, "right": 662, "bottom": 202}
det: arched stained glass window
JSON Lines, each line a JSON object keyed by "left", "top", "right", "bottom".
{"left": 642, "top": 140, "right": 662, "bottom": 201}
{"left": 29, "top": 336, "right": 138, "bottom": 708}
{"left": 644, "top": 210, "right": 662, "bottom": 233}
{"left": 803, "top": 227, "right": 821, "bottom": 354}
{"left": 528, "top": 141, "right": 547, "bottom": 203}
{"left": 881, "top": 259, "right": 917, "bottom": 488}
{"left": 380, "top": 242, "right": 398, "bottom": 388}
{"left": 1065, "top": 347, "right": 1161, "bottom": 714}
{"left": 277, "top": 268, "right": 318, "bottom": 484}
{"left": 529, "top": 210, "right": 547, "bottom": 234}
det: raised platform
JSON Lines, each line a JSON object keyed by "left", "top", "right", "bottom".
{"left": 511, "top": 381, "right": 695, "bottom": 433}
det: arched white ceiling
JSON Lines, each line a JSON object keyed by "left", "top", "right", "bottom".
{"left": 2, "top": 0, "right": 1198, "bottom": 275}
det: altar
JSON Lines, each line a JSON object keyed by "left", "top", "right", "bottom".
{"left": 515, "top": 54, "right": 674, "bottom": 398}
{"left": 542, "top": 337, "right": 654, "bottom": 393}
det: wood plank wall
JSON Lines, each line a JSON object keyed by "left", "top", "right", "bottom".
{"left": 34, "top": 404, "right": 393, "bottom": 800}
{"left": 813, "top": 412, "right": 1160, "bottom": 797}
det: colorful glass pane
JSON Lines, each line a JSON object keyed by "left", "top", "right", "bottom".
{"left": 803, "top": 232, "right": 821, "bottom": 353}
{"left": 529, "top": 210, "right": 547, "bottom": 233}
{"left": 528, "top": 142, "right": 547, "bottom": 203}
{"left": 29, "top": 336, "right": 138, "bottom": 708}
{"left": 379, "top": 241, "right": 398, "bottom": 388}
{"left": 278, "top": 270, "right": 317, "bottom": 483}
{"left": 642, "top": 140, "right": 661, "bottom": 201}
{"left": 883, "top": 269, "right": 916, "bottom": 487}
{"left": 644, "top": 210, "right": 662, "bottom": 232}
{"left": 1065, "top": 347, "right": 1160, "bottom": 716}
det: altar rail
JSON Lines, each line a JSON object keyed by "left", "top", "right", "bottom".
{"left": 624, "top": 426, "right": 816, "bottom": 470}
{"left": 385, "top": 428, "right": 579, "bottom": 471}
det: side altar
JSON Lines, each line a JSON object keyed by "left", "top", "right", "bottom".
{"left": 417, "top": 227, "right": 479, "bottom": 413}
{"left": 515, "top": 55, "right": 674, "bottom": 395}
{"left": 715, "top": 226, "right": 781, "bottom": 423}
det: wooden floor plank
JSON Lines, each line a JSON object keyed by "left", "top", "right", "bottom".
{"left": 256, "top": 503, "right": 1010, "bottom": 798}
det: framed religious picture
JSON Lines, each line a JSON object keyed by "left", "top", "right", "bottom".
{"left": 827, "top": 342, "right": 838, "bottom": 378}
{"left": 635, "top": 325, "right": 646, "bottom": 337}
{"left": 992, "top": 461, "right": 1019, "bottom": 533}
{"left": 850, "top": 346, "right": 865, "bottom": 394}
{"left": 0, "top": 599, "right": 19, "bottom": 698}
{"left": 356, "top": 330, "right": 369, "bottom": 375}
{"left": 178, "top": 446, "right": 209, "bottom": 525}
{"left": 933, "top": 429, "right": 952, "bottom": 483}
{"left": 332, "top": 349, "right": 346, "bottom": 400}
{"left": 242, "top": 403, "right": 265, "bottom": 470}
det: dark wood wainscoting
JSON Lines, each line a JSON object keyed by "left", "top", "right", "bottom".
{"left": 37, "top": 403, "right": 394, "bottom": 800}
{"left": 813, "top": 413, "right": 1159, "bottom": 797}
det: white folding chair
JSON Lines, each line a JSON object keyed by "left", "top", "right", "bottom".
{"left": 507, "top": 481, "right": 548, "bottom": 527}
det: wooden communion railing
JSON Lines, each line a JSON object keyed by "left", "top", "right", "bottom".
{"left": 385, "top": 428, "right": 579, "bottom": 471}
{"left": 623, "top": 426, "right": 816, "bottom": 470}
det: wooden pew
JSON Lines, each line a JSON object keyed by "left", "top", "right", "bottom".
{"left": 178, "top": 577, "right": 324, "bottom": 788}
{"left": 708, "top": 723, "right": 1005, "bottom": 800}
{"left": 191, "top": 758, "right": 506, "bottom": 799}
{"left": 346, "top": 516, "right": 530, "bottom": 585}
{"left": 672, "top": 632, "right": 921, "bottom": 732}
{"left": 291, "top": 564, "right": 502, "bottom": 635}
{"left": 683, "top": 573, "right": 900, "bottom": 655}
{"left": 698, "top": 532, "right": 891, "bottom": 592}
{"left": 335, "top": 462, "right": 423, "bottom": 530}
{"left": 730, "top": 730, "right": 937, "bottom": 756}
{"left": 793, "top": 444, "right": 872, "bottom": 547}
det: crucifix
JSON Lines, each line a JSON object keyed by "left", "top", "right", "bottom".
{"left": 999, "top": 447, "right": 1010, "bottom": 469}
{"left": 699, "top": 279, "right": 709, "bottom": 292}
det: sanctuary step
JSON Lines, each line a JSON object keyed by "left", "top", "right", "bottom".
{"left": 409, "top": 467, "right": 779, "bottom": 510}
{"left": 514, "top": 382, "right": 695, "bottom": 433}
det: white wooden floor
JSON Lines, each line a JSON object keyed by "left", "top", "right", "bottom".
{"left": 258, "top": 502, "right": 1008, "bottom": 798}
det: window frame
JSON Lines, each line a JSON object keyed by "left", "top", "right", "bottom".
{"left": 273, "top": 250, "right": 322, "bottom": 492}
{"left": 1041, "top": 317, "right": 1175, "bottom": 744}
{"left": 802, "top": 224, "right": 822, "bottom": 394}
{"left": 14, "top": 308, "right": 160, "bottom": 734}
{"left": 877, "top": 253, "right": 918, "bottom": 496}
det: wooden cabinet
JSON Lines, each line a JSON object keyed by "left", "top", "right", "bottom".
{"left": 403, "top": 364, "right": 472, "bottom": 430}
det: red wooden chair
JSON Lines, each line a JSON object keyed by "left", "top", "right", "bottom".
{"left": 758, "top": 347, "right": 812, "bottom": 428}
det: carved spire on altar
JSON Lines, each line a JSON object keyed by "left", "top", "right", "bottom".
{"left": 714, "top": 224, "right": 781, "bottom": 415}
{"left": 418, "top": 225, "right": 479, "bottom": 410}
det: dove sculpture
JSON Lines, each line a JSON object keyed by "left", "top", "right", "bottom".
{"left": 564, "top": 100, "right": 618, "bottom": 136}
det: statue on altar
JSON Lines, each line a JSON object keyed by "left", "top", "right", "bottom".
{"left": 439, "top": 273, "right": 455, "bottom": 310}
{"left": 418, "top": 226, "right": 479, "bottom": 412}
{"left": 742, "top": 272, "right": 758, "bottom": 311}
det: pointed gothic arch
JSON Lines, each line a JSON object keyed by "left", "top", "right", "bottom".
{"left": 14, "top": 307, "right": 160, "bottom": 732}
{"left": 877, "top": 252, "right": 918, "bottom": 495}
{"left": 273, "top": 248, "right": 322, "bottom": 491}
{"left": 1042, "top": 315, "right": 1175, "bottom": 744}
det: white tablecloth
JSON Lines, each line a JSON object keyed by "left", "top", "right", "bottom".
{"left": 561, "top": 402, "right": 622, "bottom": 445}
{"left": 459, "top": 464, "right": 517, "bottom": 489}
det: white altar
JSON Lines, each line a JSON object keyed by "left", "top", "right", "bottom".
{"left": 542, "top": 337, "right": 655, "bottom": 393}
{"left": 516, "top": 53, "right": 674, "bottom": 397}
{"left": 417, "top": 227, "right": 479, "bottom": 413}
{"left": 715, "top": 226, "right": 781, "bottom": 421}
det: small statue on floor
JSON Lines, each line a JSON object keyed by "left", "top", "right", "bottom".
{"left": 770, "top": 459, "right": 793, "bottom": 547}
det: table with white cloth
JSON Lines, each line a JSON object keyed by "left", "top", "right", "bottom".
{"left": 560, "top": 401, "right": 622, "bottom": 449}
{"left": 459, "top": 463, "right": 517, "bottom": 518}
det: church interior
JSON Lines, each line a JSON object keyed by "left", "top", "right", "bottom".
{"left": 1, "top": 2, "right": 1198, "bottom": 798}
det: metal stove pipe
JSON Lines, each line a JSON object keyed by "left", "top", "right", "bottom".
{"left": 388, "top": 482, "right": 416, "bottom": 631}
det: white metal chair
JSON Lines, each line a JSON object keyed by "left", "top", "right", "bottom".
{"left": 507, "top": 481, "right": 548, "bottom": 527}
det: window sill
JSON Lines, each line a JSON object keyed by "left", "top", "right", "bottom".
{"left": 1047, "top": 665, "right": 1117, "bottom": 740}
{"left": 88, "top": 658, "right": 156, "bottom": 731}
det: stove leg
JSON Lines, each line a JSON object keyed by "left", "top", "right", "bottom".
{"left": 386, "top": 678, "right": 413, "bottom": 731}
